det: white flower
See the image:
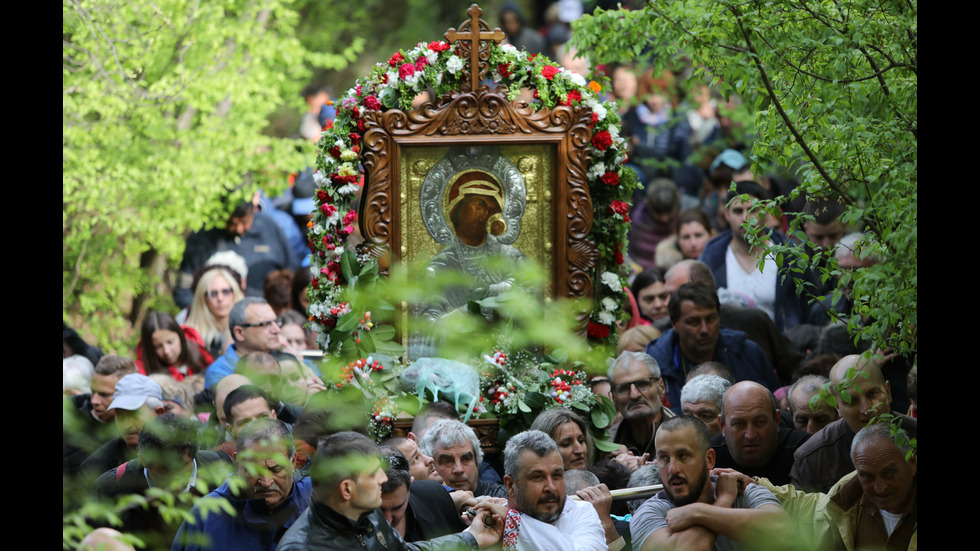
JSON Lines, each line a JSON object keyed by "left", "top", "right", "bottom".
{"left": 608, "top": 124, "right": 620, "bottom": 143}
{"left": 500, "top": 44, "right": 517, "bottom": 53}
{"left": 567, "top": 72, "right": 587, "bottom": 88}
{"left": 588, "top": 161, "right": 607, "bottom": 180}
{"left": 436, "top": 71, "right": 443, "bottom": 85}
{"left": 313, "top": 171, "right": 327, "bottom": 186}
{"left": 425, "top": 50, "right": 438, "bottom": 65}
{"left": 386, "top": 71, "right": 398, "bottom": 87}
{"left": 335, "top": 139, "right": 345, "bottom": 149}
{"left": 598, "top": 311, "right": 615, "bottom": 325}
{"left": 601, "top": 297, "right": 618, "bottom": 311}
{"left": 337, "top": 182, "right": 360, "bottom": 196}
{"left": 591, "top": 102, "right": 607, "bottom": 121}
{"left": 404, "top": 72, "right": 422, "bottom": 88}
{"left": 601, "top": 271, "right": 622, "bottom": 292}
{"left": 446, "top": 55, "right": 464, "bottom": 75}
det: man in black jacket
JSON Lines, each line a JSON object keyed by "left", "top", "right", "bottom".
{"left": 93, "top": 414, "right": 235, "bottom": 549}
{"left": 378, "top": 447, "right": 466, "bottom": 543}
{"left": 277, "top": 432, "right": 502, "bottom": 550}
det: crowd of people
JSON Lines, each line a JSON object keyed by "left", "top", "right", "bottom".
{"left": 63, "top": 2, "right": 916, "bottom": 550}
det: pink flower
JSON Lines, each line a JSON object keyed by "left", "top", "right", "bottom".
{"left": 399, "top": 63, "right": 416, "bottom": 79}
{"left": 343, "top": 209, "right": 357, "bottom": 225}
{"left": 415, "top": 56, "right": 429, "bottom": 71}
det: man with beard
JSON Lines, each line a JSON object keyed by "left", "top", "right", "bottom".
{"left": 475, "top": 430, "right": 605, "bottom": 550}
{"left": 631, "top": 416, "right": 789, "bottom": 551}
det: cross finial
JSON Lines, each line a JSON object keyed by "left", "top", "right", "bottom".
{"left": 445, "top": 4, "right": 505, "bottom": 92}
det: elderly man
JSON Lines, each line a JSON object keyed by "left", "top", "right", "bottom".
{"left": 81, "top": 373, "right": 166, "bottom": 476}
{"left": 205, "top": 297, "right": 282, "bottom": 389}
{"left": 679, "top": 374, "right": 730, "bottom": 437}
{"left": 475, "top": 430, "right": 606, "bottom": 550}
{"left": 710, "top": 381, "right": 810, "bottom": 486}
{"left": 630, "top": 416, "right": 790, "bottom": 551}
{"left": 277, "top": 431, "right": 501, "bottom": 550}
{"left": 607, "top": 351, "right": 676, "bottom": 459}
{"left": 646, "top": 283, "right": 781, "bottom": 414}
{"left": 173, "top": 418, "right": 312, "bottom": 551}
{"left": 377, "top": 447, "right": 466, "bottom": 542}
{"left": 787, "top": 375, "right": 839, "bottom": 434}
{"left": 751, "top": 423, "right": 916, "bottom": 550}
{"left": 420, "top": 419, "right": 508, "bottom": 498}
{"left": 790, "top": 353, "right": 917, "bottom": 493}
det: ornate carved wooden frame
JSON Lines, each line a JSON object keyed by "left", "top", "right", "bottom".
{"left": 359, "top": 87, "right": 598, "bottom": 307}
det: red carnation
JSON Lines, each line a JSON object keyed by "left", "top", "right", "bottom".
{"left": 399, "top": 63, "right": 416, "bottom": 79}
{"left": 320, "top": 203, "right": 338, "bottom": 216}
{"left": 498, "top": 63, "right": 511, "bottom": 78}
{"left": 610, "top": 200, "right": 630, "bottom": 216}
{"left": 415, "top": 56, "right": 429, "bottom": 70}
{"left": 615, "top": 250, "right": 624, "bottom": 265}
{"left": 601, "top": 171, "right": 619, "bottom": 186}
{"left": 342, "top": 209, "right": 357, "bottom": 226}
{"left": 351, "top": 106, "right": 360, "bottom": 119}
{"left": 323, "top": 119, "right": 334, "bottom": 130}
{"left": 388, "top": 52, "right": 404, "bottom": 67}
{"left": 316, "top": 189, "right": 328, "bottom": 203}
{"left": 541, "top": 65, "right": 559, "bottom": 80}
{"left": 310, "top": 277, "right": 319, "bottom": 289}
{"left": 363, "top": 95, "right": 381, "bottom": 111}
{"left": 355, "top": 85, "right": 362, "bottom": 96}
{"left": 357, "top": 119, "right": 365, "bottom": 133}
{"left": 381, "top": 73, "right": 389, "bottom": 84}
{"left": 328, "top": 146, "right": 341, "bottom": 159}
{"left": 428, "top": 41, "right": 449, "bottom": 51}
{"left": 587, "top": 321, "right": 610, "bottom": 339}
{"left": 592, "top": 130, "right": 613, "bottom": 150}
{"left": 349, "top": 132, "right": 361, "bottom": 146}
{"left": 567, "top": 89, "right": 581, "bottom": 103}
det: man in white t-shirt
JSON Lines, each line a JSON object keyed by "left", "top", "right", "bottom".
{"left": 630, "top": 416, "right": 789, "bottom": 551}
{"left": 699, "top": 181, "right": 811, "bottom": 332}
{"left": 476, "top": 430, "right": 606, "bottom": 550}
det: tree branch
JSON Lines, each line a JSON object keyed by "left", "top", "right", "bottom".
{"left": 729, "top": 5, "right": 853, "bottom": 207}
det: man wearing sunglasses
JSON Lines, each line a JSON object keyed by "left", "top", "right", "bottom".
{"left": 607, "top": 351, "right": 676, "bottom": 461}
{"left": 205, "top": 297, "right": 283, "bottom": 389}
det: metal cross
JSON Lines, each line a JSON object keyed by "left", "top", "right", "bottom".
{"left": 445, "top": 4, "right": 505, "bottom": 92}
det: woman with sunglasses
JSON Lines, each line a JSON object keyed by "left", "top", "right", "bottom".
{"left": 185, "top": 266, "right": 245, "bottom": 360}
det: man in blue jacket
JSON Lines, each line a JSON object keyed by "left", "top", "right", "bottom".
{"left": 172, "top": 418, "right": 312, "bottom": 551}
{"left": 645, "top": 283, "right": 781, "bottom": 415}
{"left": 698, "top": 181, "right": 811, "bottom": 332}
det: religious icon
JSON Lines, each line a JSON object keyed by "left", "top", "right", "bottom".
{"left": 414, "top": 146, "right": 530, "bottom": 323}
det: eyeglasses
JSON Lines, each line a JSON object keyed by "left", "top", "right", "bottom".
{"left": 613, "top": 377, "right": 659, "bottom": 396}
{"left": 383, "top": 454, "right": 410, "bottom": 472}
{"left": 239, "top": 319, "right": 283, "bottom": 330}
{"left": 207, "top": 288, "right": 234, "bottom": 299}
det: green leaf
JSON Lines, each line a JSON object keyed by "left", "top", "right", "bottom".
{"left": 335, "top": 311, "right": 359, "bottom": 332}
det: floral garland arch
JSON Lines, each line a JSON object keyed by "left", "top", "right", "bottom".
{"left": 306, "top": 14, "right": 636, "bottom": 353}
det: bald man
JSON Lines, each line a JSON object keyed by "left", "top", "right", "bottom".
{"left": 789, "top": 353, "right": 917, "bottom": 493}
{"left": 710, "top": 381, "right": 810, "bottom": 485}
